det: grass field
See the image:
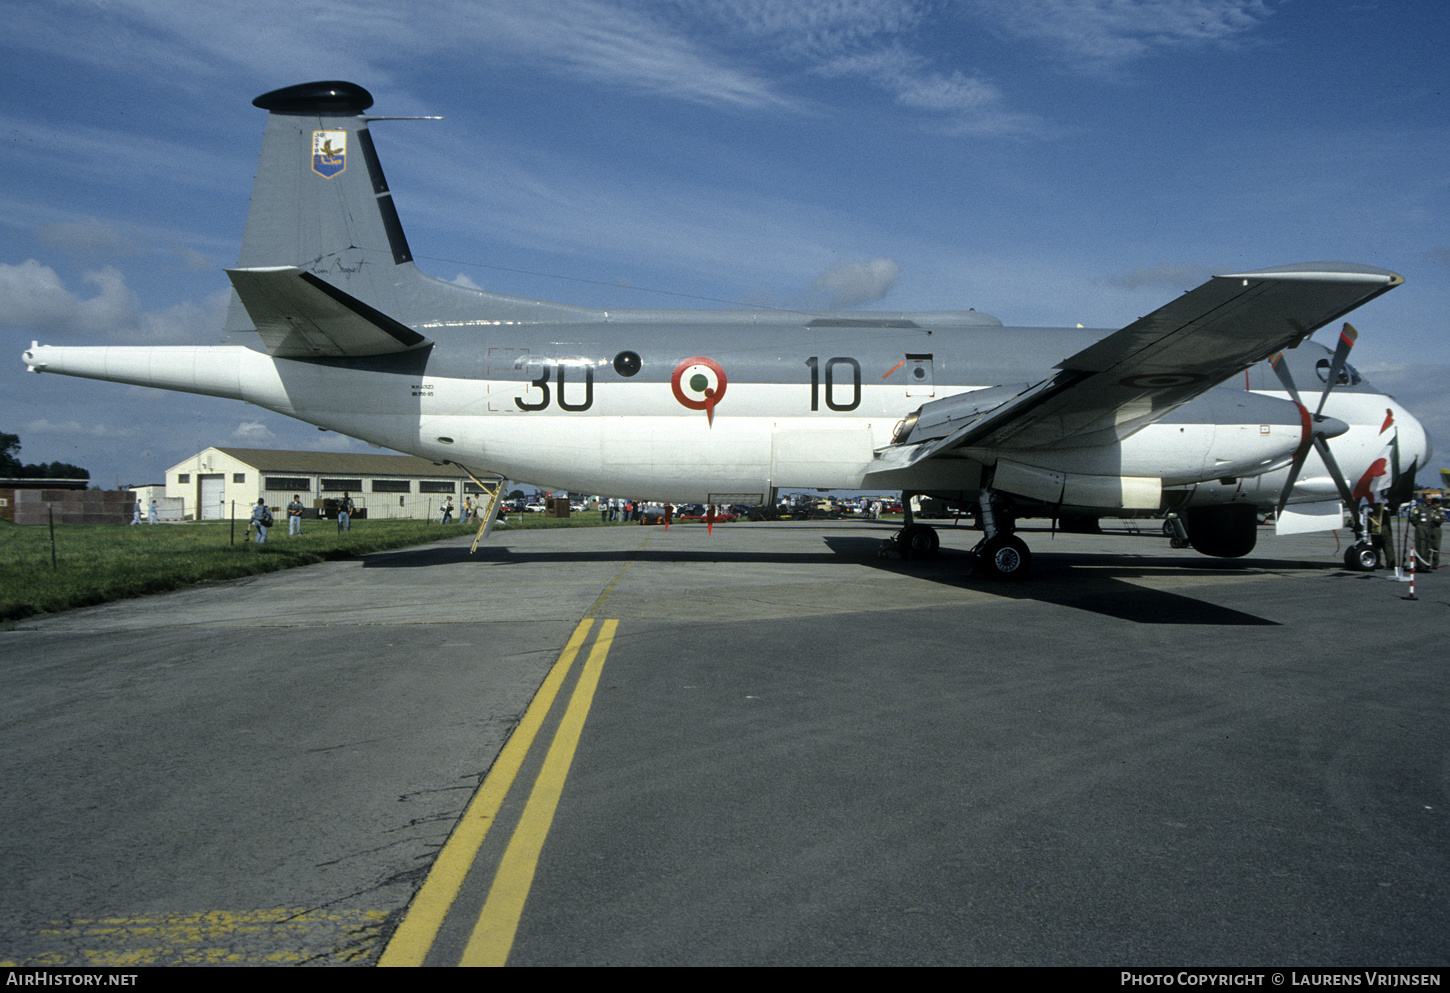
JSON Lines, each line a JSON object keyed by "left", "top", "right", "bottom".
{"left": 0, "top": 512, "right": 616, "bottom": 623}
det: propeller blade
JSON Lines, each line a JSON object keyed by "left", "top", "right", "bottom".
{"left": 1269, "top": 351, "right": 1305, "bottom": 408}
{"left": 1313, "top": 322, "right": 1358, "bottom": 419}
{"left": 1311, "top": 434, "right": 1369, "bottom": 540}
{"left": 1275, "top": 450, "right": 1309, "bottom": 517}
{"left": 1312, "top": 432, "right": 1361, "bottom": 511}
{"left": 1275, "top": 401, "right": 1315, "bottom": 516}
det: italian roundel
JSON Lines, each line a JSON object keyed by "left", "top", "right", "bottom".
{"left": 671, "top": 357, "right": 727, "bottom": 425}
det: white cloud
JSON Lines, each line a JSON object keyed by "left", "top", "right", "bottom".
{"left": 811, "top": 46, "right": 1041, "bottom": 136}
{"left": 308, "top": 432, "right": 371, "bottom": 452}
{"left": 2, "top": 1, "right": 795, "bottom": 114}
{"left": 0, "top": 262, "right": 229, "bottom": 342}
{"left": 961, "top": 0, "right": 1274, "bottom": 75}
{"left": 700, "top": 1, "right": 1044, "bottom": 136}
{"left": 232, "top": 421, "right": 276, "bottom": 442}
{"left": 37, "top": 216, "right": 148, "bottom": 258}
{"left": 0, "top": 261, "right": 138, "bottom": 334}
{"left": 23, "top": 417, "right": 140, "bottom": 439}
{"left": 138, "top": 290, "right": 233, "bottom": 344}
{"left": 172, "top": 245, "right": 213, "bottom": 272}
{"left": 477, "top": 1, "right": 797, "bottom": 111}
{"left": 812, "top": 258, "right": 901, "bottom": 307}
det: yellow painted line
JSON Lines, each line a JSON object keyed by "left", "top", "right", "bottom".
{"left": 461, "top": 619, "right": 618, "bottom": 967}
{"left": 378, "top": 618, "right": 595, "bottom": 967}
{"left": 3, "top": 909, "right": 386, "bottom": 966}
{"left": 583, "top": 531, "right": 652, "bottom": 618}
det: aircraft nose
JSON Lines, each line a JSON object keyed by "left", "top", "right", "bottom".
{"left": 1399, "top": 403, "right": 1433, "bottom": 470}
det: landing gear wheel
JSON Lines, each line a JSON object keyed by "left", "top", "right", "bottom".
{"left": 1344, "top": 542, "right": 1378, "bottom": 571}
{"left": 897, "top": 523, "right": 939, "bottom": 560}
{"left": 979, "top": 535, "right": 1031, "bottom": 579}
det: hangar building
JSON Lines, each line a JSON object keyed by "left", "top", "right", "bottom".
{"left": 165, "top": 447, "right": 486, "bottom": 521}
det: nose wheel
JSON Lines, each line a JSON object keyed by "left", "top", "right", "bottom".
{"left": 1343, "top": 541, "right": 1379, "bottom": 571}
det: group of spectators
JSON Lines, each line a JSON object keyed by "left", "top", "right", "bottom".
{"left": 600, "top": 498, "right": 652, "bottom": 522}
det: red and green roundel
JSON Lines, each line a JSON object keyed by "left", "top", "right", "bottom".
{"left": 671, "top": 357, "right": 727, "bottom": 425}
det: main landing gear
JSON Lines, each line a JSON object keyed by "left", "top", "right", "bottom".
{"left": 968, "top": 488, "right": 1030, "bottom": 579}
{"left": 974, "top": 533, "right": 1031, "bottom": 579}
{"left": 881, "top": 490, "right": 1032, "bottom": 579}
{"left": 880, "top": 494, "right": 940, "bottom": 560}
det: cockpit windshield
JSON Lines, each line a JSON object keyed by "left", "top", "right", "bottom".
{"left": 1315, "top": 358, "right": 1362, "bottom": 387}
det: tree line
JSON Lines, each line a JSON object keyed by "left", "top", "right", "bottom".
{"left": 1, "top": 433, "right": 89, "bottom": 480}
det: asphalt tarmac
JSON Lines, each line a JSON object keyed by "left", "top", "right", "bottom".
{"left": 2, "top": 518, "right": 1446, "bottom": 967}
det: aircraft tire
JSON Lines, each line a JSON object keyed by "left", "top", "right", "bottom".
{"left": 980, "top": 535, "right": 1031, "bottom": 579}
{"left": 1344, "top": 542, "right": 1379, "bottom": 571}
{"left": 898, "top": 523, "right": 939, "bottom": 560}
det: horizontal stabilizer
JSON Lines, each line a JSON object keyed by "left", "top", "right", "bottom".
{"left": 226, "top": 266, "right": 432, "bottom": 358}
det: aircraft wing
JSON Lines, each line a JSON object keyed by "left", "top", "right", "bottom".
{"left": 887, "top": 263, "right": 1402, "bottom": 464}
{"left": 226, "top": 266, "right": 432, "bottom": 358}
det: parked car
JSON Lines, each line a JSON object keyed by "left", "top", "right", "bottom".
{"left": 680, "top": 505, "right": 736, "bottom": 523}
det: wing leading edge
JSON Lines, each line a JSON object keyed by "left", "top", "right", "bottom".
{"left": 884, "top": 262, "right": 1402, "bottom": 467}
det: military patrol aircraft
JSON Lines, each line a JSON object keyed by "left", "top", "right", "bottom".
{"left": 21, "top": 81, "right": 1433, "bottom": 578}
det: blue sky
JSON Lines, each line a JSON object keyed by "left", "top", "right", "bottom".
{"left": 2, "top": 0, "right": 1446, "bottom": 488}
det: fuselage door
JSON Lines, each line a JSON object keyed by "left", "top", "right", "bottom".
{"left": 906, "top": 353, "right": 934, "bottom": 397}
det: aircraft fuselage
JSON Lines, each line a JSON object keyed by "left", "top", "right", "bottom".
{"left": 24, "top": 303, "right": 1336, "bottom": 508}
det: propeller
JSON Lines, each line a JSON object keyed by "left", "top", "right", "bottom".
{"left": 1268, "top": 323, "right": 1363, "bottom": 529}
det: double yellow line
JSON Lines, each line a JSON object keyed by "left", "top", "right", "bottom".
{"left": 378, "top": 617, "right": 618, "bottom": 967}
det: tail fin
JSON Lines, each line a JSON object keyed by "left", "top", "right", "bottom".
{"left": 224, "top": 81, "right": 420, "bottom": 334}
{"left": 223, "top": 80, "right": 605, "bottom": 341}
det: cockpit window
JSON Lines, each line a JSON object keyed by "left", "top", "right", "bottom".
{"left": 1315, "top": 358, "right": 1361, "bottom": 387}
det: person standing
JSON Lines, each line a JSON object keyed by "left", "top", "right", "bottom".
{"left": 249, "top": 498, "right": 270, "bottom": 543}
{"left": 1410, "top": 495, "right": 1444, "bottom": 570}
{"left": 441, "top": 497, "right": 454, "bottom": 524}
{"left": 338, "top": 492, "right": 354, "bottom": 532}
{"left": 1367, "top": 499, "right": 1396, "bottom": 570}
{"left": 287, "top": 494, "right": 305, "bottom": 536}
{"left": 131, "top": 500, "right": 142, "bottom": 525}
{"left": 148, "top": 499, "right": 159, "bottom": 525}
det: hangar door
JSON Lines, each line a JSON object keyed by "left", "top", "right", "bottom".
{"left": 198, "top": 474, "right": 225, "bottom": 520}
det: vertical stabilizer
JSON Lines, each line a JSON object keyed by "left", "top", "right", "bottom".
{"left": 225, "top": 81, "right": 419, "bottom": 333}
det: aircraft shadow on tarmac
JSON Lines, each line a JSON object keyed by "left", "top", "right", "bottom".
{"left": 354, "top": 525, "right": 1329, "bottom": 626}
{"left": 817, "top": 535, "right": 1285, "bottom": 626}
